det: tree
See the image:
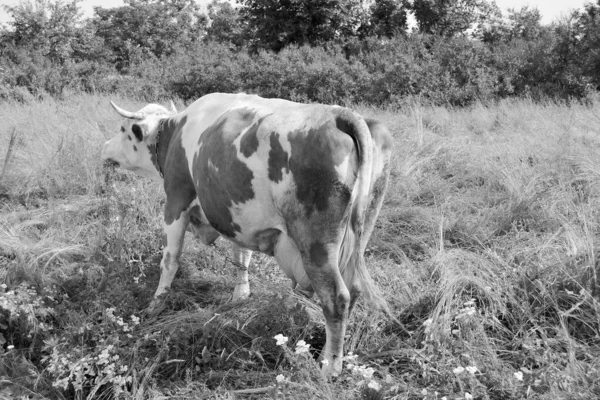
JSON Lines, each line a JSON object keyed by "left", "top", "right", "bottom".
{"left": 368, "top": 0, "right": 408, "bottom": 38}
{"left": 237, "top": 0, "right": 365, "bottom": 51}
{"left": 1, "top": 0, "right": 86, "bottom": 63}
{"left": 476, "top": 5, "right": 544, "bottom": 43}
{"left": 92, "top": 0, "right": 207, "bottom": 69}
{"left": 205, "top": 0, "right": 246, "bottom": 46}
{"left": 571, "top": 0, "right": 600, "bottom": 89}
{"left": 409, "top": 0, "right": 498, "bottom": 37}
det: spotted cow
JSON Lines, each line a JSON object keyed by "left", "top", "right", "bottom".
{"left": 101, "top": 93, "right": 393, "bottom": 377}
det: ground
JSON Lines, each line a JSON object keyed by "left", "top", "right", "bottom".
{"left": 1, "top": 94, "right": 600, "bottom": 399}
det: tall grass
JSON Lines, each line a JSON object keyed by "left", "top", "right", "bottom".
{"left": 1, "top": 94, "right": 600, "bottom": 399}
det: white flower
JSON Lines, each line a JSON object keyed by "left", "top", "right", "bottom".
{"left": 514, "top": 371, "right": 524, "bottom": 381}
{"left": 362, "top": 367, "right": 375, "bottom": 380}
{"left": 321, "top": 359, "right": 329, "bottom": 366}
{"left": 464, "top": 299, "right": 476, "bottom": 307}
{"left": 273, "top": 334, "right": 288, "bottom": 346}
{"left": 6, "top": 345, "right": 14, "bottom": 350}
{"left": 294, "top": 340, "right": 310, "bottom": 354}
{"left": 367, "top": 380, "right": 381, "bottom": 391}
{"left": 465, "top": 365, "right": 478, "bottom": 375}
{"left": 465, "top": 393, "right": 473, "bottom": 399}
{"left": 453, "top": 366, "right": 465, "bottom": 374}
{"left": 130, "top": 315, "right": 140, "bottom": 325}
{"left": 276, "top": 374, "right": 286, "bottom": 383}
{"left": 421, "top": 388, "right": 428, "bottom": 395}
{"left": 422, "top": 318, "right": 433, "bottom": 327}
{"left": 344, "top": 352, "right": 358, "bottom": 362}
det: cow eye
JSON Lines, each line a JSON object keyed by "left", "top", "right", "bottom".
{"left": 132, "top": 124, "right": 144, "bottom": 141}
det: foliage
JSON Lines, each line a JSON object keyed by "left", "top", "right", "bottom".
{"left": 92, "top": 0, "right": 207, "bottom": 70}
{"left": 205, "top": 0, "right": 246, "bottom": 46}
{"left": 237, "top": 0, "right": 367, "bottom": 51}
{"left": 367, "top": 0, "right": 409, "bottom": 38}
{"left": 409, "top": 0, "right": 500, "bottom": 37}
{"left": 0, "top": 0, "right": 598, "bottom": 105}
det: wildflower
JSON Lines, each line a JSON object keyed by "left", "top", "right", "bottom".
{"left": 130, "top": 315, "right": 140, "bottom": 325}
{"left": 344, "top": 352, "right": 358, "bottom": 362}
{"left": 276, "top": 374, "right": 286, "bottom": 383}
{"left": 453, "top": 366, "right": 465, "bottom": 374}
{"left": 368, "top": 380, "right": 381, "bottom": 391}
{"left": 273, "top": 334, "right": 288, "bottom": 346}
{"left": 321, "top": 359, "right": 329, "bottom": 366}
{"left": 465, "top": 365, "right": 478, "bottom": 375}
{"left": 422, "top": 318, "right": 433, "bottom": 327}
{"left": 421, "top": 388, "right": 428, "bottom": 395}
{"left": 465, "top": 393, "right": 473, "bottom": 399}
{"left": 6, "top": 345, "right": 14, "bottom": 350}
{"left": 463, "top": 299, "right": 476, "bottom": 307}
{"left": 514, "top": 371, "right": 524, "bottom": 381}
{"left": 294, "top": 340, "right": 310, "bottom": 354}
{"left": 361, "top": 367, "right": 375, "bottom": 380}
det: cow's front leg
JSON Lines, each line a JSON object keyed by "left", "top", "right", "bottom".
{"left": 231, "top": 245, "right": 252, "bottom": 300}
{"left": 149, "top": 209, "right": 190, "bottom": 311}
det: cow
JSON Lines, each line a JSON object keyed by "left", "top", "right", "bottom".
{"left": 101, "top": 93, "right": 393, "bottom": 377}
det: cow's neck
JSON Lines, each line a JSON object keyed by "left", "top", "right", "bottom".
{"left": 152, "top": 117, "right": 177, "bottom": 178}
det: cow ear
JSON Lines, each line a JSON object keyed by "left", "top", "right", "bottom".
{"left": 131, "top": 124, "right": 144, "bottom": 141}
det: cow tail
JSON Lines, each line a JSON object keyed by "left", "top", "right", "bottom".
{"left": 337, "top": 111, "right": 391, "bottom": 317}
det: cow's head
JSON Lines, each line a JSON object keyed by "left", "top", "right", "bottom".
{"left": 102, "top": 101, "right": 177, "bottom": 181}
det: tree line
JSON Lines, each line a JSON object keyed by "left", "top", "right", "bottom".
{"left": 1, "top": 0, "right": 600, "bottom": 106}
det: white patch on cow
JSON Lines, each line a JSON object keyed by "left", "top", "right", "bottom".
{"left": 334, "top": 154, "right": 352, "bottom": 181}
{"left": 207, "top": 159, "right": 219, "bottom": 172}
{"left": 273, "top": 234, "right": 311, "bottom": 291}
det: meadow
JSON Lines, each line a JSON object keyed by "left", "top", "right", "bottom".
{"left": 1, "top": 93, "right": 600, "bottom": 399}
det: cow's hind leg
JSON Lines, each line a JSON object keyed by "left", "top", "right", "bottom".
{"left": 305, "top": 241, "right": 349, "bottom": 377}
{"left": 231, "top": 244, "right": 252, "bottom": 300}
{"left": 277, "top": 230, "right": 349, "bottom": 378}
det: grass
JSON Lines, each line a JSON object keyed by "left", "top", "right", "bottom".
{"left": 2, "top": 93, "right": 600, "bottom": 399}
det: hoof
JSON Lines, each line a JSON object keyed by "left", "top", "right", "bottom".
{"left": 320, "top": 357, "right": 342, "bottom": 379}
{"left": 144, "top": 296, "right": 167, "bottom": 317}
{"left": 233, "top": 283, "right": 250, "bottom": 300}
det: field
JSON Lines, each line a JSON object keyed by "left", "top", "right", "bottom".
{"left": 2, "top": 93, "right": 600, "bottom": 399}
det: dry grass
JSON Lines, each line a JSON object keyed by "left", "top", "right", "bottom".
{"left": 2, "top": 94, "right": 600, "bottom": 399}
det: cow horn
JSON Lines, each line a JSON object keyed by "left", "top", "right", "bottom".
{"left": 169, "top": 100, "right": 177, "bottom": 114}
{"left": 110, "top": 101, "right": 144, "bottom": 120}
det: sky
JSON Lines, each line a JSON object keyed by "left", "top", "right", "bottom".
{"left": 0, "top": 0, "right": 592, "bottom": 25}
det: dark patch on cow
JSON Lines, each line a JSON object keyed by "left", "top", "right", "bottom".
{"left": 268, "top": 132, "right": 289, "bottom": 183}
{"left": 133, "top": 145, "right": 137, "bottom": 152}
{"left": 189, "top": 205, "right": 202, "bottom": 226}
{"left": 192, "top": 109, "right": 257, "bottom": 237}
{"left": 161, "top": 116, "right": 197, "bottom": 225}
{"left": 335, "top": 115, "right": 353, "bottom": 138}
{"left": 188, "top": 204, "right": 220, "bottom": 245}
{"left": 309, "top": 241, "right": 329, "bottom": 267}
{"left": 239, "top": 119, "right": 261, "bottom": 158}
{"left": 288, "top": 121, "right": 354, "bottom": 217}
{"left": 365, "top": 118, "right": 393, "bottom": 151}
{"left": 132, "top": 124, "right": 143, "bottom": 141}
